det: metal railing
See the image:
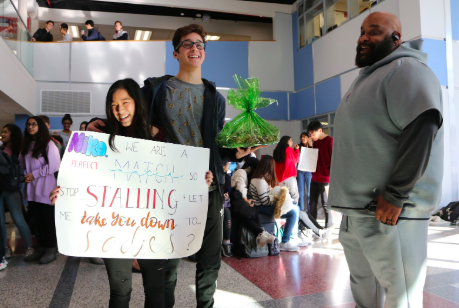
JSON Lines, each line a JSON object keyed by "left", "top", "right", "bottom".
{"left": 0, "top": 0, "right": 33, "bottom": 75}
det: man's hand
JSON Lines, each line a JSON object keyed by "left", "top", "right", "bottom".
{"left": 132, "top": 259, "right": 140, "bottom": 270}
{"left": 374, "top": 195, "right": 402, "bottom": 226}
{"left": 236, "top": 145, "right": 267, "bottom": 159}
{"left": 86, "top": 120, "right": 106, "bottom": 133}
{"left": 31, "top": 37, "right": 36, "bottom": 42}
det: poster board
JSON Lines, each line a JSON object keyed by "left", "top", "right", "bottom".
{"left": 297, "top": 147, "right": 318, "bottom": 172}
{"left": 55, "top": 131, "right": 210, "bottom": 259}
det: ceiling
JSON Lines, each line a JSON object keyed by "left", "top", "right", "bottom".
{"left": 36, "top": 0, "right": 273, "bottom": 23}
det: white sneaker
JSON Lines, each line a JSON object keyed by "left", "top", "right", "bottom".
{"left": 319, "top": 229, "right": 330, "bottom": 240}
{"left": 0, "top": 257, "right": 7, "bottom": 271}
{"left": 280, "top": 241, "right": 299, "bottom": 252}
{"left": 4, "top": 247, "right": 11, "bottom": 259}
{"left": 256, "top": 231, "right": 276, "bottom": 248}
{"left": 294, "top": 235, "right": 312, "bottom": 247}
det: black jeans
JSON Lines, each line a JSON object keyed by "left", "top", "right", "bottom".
{"left": 240, "top": 211, "right": 263, "bottom": 235}
{"left": 103, "top": 258, "right": 166, "bottom": 308}
{"left": 164, "top": 189, "right": 224, "bottom": 308}
{"left": 223, "top": 207, "right": 231, "bottom": 241}
{"left": 309, "top": 182, "right": 333, "bottom": 228}
{"left": 28, "top": 201, "right": 57, "bottom": 248}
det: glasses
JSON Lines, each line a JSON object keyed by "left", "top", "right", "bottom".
{"left": 27, "top": 123, "right": 38, "bottom": 127}
{"left": 175, "top": 40, "right": 206, "bottom": 51}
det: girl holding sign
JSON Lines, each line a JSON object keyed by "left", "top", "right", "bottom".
{"left": 50, "top": 78, "right": 212, "bottom": 308}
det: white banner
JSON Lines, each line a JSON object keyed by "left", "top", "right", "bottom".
{"left": 297, "top": 147, "right": 318, "bottom": 172}
{"left": 55, "top": 131, "right": 210, "bottom": 259}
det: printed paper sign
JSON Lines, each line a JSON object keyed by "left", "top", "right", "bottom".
{"left": 297, "top": 147, "right": 319, "bottom": 172}
{"left": 55, "top": 131, "right": 210, "bottom": 259}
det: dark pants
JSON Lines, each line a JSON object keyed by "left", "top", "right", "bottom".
{"left": 104, "top": 258, "right": 166, "bottom": 308}
{"left": 240, "top": 211, "right": 263, "bottom": 235}
{"left": 28, "top": 201, "right": 57, "bottom": 248}
{"left": 309, "top": 182, "right": 333, "bottom": 228}
{"left": 223, "top": 207, "right": 231, "bottom": 241}
{"left": 164, "top": 189, "right": 223, "bottom": 308}
{"left": 0, "top": 190, "right": 33, "bottom": 248}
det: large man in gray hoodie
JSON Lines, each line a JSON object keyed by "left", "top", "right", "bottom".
{"left": 328, "top": 12, "right": 443, "bottom": 308}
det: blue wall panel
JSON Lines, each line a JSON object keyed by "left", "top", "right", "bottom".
{"left": 166, "top": 42, "right": 249, "bottom": 88}
{"left": 255, "top": 92, "right": 288, "bottom": 120}
{"left": 315, "top": 76, "right": 341, "bottom": 115}
{"left": 452, "top": 0, "right": 459, "bottom": 40}
{"left": 290, "top": 87, "right": 315, "bottom": 120}
{"left": 422, "top": 38, "right": 448, "bottom": 86}
{"left": 292, "top": 12, "right": 314, "bottom": 91}
{"left": 15, "top": 114, "right": 29, "bottom": 132}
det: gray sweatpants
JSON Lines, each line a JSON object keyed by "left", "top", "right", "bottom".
{"left": 339, "top": 215, "right": 428, "bottom": 308}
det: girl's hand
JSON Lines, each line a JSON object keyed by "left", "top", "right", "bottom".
{"left": 25, "top": 173, "right": 34, "bottom": 184}
{"left": 150, "top": 125, "right": 159, "bottom": 138}
{"left": 49, "top": 186, "right": 61, "bottom": 206}
{"left": 244, "top": 198, "right": 255, "bottom": 207}
{"left": 205, "top": 171, "right": 213, "bottom": 187}
{"left": 53, "top": 131, "right": 59, "bottom": 136}
{"left": 294, "top": 144, "right": 300, "bottom": 150}
{"left": 132, "top": 259, "right": 140, "bottom": 270}
{"left": 224, "top": 192, "right": 229, "bottom": 200}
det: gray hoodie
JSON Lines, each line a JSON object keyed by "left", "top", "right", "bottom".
{"left": 328, "top": 39, "right": 444, "bottom": 219}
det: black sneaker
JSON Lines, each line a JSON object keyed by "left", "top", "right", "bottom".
{"left": 221, "top": 243, "right": 233, "bottom": 257}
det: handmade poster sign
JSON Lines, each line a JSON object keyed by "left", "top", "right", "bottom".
{"left": 297, "top": 147, "right": 319, "bottom": 172}
{"left": 55, "top": 131, "right": 210, "bottom": 259}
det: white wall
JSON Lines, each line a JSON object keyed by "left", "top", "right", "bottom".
{"left": 399, "top": 0, "right": 422, "bottom": 40}
{"left": 38, "top": 8, "right": 274, "bottom": 41}
{"left": 249, "top": 12, "right": 295, "bottom": 92}
{"left": 419, "top": 0, "right": 446, "bottom": 39}
{"left": 0, "top": 38, "right": 36, "bottom": 115}
{"left": 454, "top": 42, "right": 459, "bottom": 89}
{"left": 440, "top": 86, "right": 452, "bottom": 208}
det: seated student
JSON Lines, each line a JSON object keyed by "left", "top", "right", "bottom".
{"left": 249, "top": 155, "right": 303, "bottom": 252}
{"left": 222, "top": 161, "right": 233, "bottom": 257}
{"left": 230, "top": 157, "right": 276, "bottom": 248}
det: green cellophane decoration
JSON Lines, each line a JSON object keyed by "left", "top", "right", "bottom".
{"left": 216, "top": 75, "right": 280, "bottom": 148}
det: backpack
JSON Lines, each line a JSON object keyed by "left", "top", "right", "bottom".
{"left": 98, "top": 32, "right": 106, "bottom": 41}
{"left": 0, "top": 150, "right": 24, "bottom": 191}
{"left": 237, "top": 225, "right": 269, "bottom": 258}
{"left": 268, "top": 238, "right": 280, "bottom": 256}
{"left": 437, "top": 202, "right": 459, "bottom": 224}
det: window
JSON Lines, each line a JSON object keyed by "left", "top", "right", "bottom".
{"left": 297, "top": 0, "right": 384, "bottom": 49}
{"left": 302, "top": 112, "right": 336, "bottom": 137}
{"left": 305, "top": 3, "right": 324, "bottom": 45}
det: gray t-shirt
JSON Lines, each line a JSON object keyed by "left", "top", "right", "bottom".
{"left": 164, "top": 77, "right": 205, "bottom": 147}
{"left": 328, "top": 41, "right": 444, "bottom": 219}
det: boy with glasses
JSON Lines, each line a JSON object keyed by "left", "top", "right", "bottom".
{"left": 88, "top": 24, "right": 261, "bottom": 308}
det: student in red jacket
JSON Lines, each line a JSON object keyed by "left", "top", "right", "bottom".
{"left": 307, "top": 121, "right": 333, "bottom": 228}
{"left": 273, "top": 136, "right": 300, "bottom": 202}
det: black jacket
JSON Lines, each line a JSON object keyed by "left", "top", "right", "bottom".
{"left": 33, "top": 28, "right": 53, "bottom": 42}
{"left": 82, "top": 28, "right": 99, "bottom": 41}
{"left": 142, "top": 75, "right": 238, "bottom": 194}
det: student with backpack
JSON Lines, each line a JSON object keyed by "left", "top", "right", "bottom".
{"left": 81, "top": 20, "right": 105, "bottom": 41}
{"left": 19, "top": 117, "right": 61, "bottom": 264}
{"left": 0, "top": 124, "right": 35, "bottom": 261}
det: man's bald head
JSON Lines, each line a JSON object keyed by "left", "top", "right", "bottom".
{"left": 355, "top": 11, "right": 403, "bottom": 68}
{"left": 363, "top": 12, "right": 402, "bottom": 37}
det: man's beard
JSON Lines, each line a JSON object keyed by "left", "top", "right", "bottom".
{"left": 355, "top": 35, "right": 395, "bottom": 68}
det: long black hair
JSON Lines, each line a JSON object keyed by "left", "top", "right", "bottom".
{"left": 273, "top": 135, "right": 291, "bottom": 164}
{"left": 299, "top": 132, "right": 309, "bottom": 149}
{"left": 105, "top": 78, "right": 150, "bottom": 151}
{"left": 2, "top": 123, "right": 23, "bottom": 158}
{"left": 21, "top": 116, "right": 51, "bottom": 159}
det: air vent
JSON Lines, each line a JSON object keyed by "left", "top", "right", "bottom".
{"left": 40, "top": 90, "right": 91, "bottom": 114}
